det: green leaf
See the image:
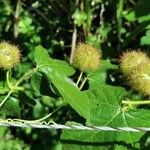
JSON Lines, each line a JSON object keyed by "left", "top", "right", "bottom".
{"left": 61, "top": 85, "right": 148, "bottom": 149}
{"left": 61, "top": 122, "right": 141, "bottom": 150}
{"left": 41, "top": 96, "right": 55, "bottom": 107}
{"left": 35, "top": 45, "right": 75, "bottom": 76}
{"left": 31, "top": 72, "right": 41, "bottom": 94}
{"left": 0, "top": 96, "right": 20, "bottom": 117}
{"left": 123, "top": 10, "right": 136, "bottom": 22}
{"left": 34, "top": 45, "right": 50, "bottom": 65}
{"left": 72, "top": 9, "right": 87, "bottom": 26}
{"left": 0, "top": 85, "right": 8, "bottom": 94}
{"left": 123, "top": 0, "right": 150, "bottom": 23}
{"left": 48, "top": 72, "right": 90, "bottom": 119}
{"left": 90, "top": 84, "right": 124, "bottom": 102}
{"left": 19, "top": 92, "right": 36, "bottom": 106}
{"left": 99, "top": 23, "right": 112, "bottom": 39}
{"left": 141, "top": 30, "right": 150, "bottom": 45}
{"left": 87, "top": 60, "right": 118, "bottom": 85}
{"left": 16, "top": 62, "right": 32, "bottom": 77}
{"left": 89, "top": 108, "right": 150, "bottom": 142}
{"left": 0, "top": 80, "right": 9, "bottom": 94}
{"left": 53, "top": 59, "right": 76, "bottom": 77}
{"left": 33, "top": 101, "right": 46, "bottom": 118}
{"left": 135, "top": 0, "right": 150, "bottom": 23}
{"left": 18, "top": 11, "right": 34, "bottom": 34}
{"left": 34, "top": 45, "right": 90, "bottom": 119}
{"left": 88, "top": 84, "right": 150, "bottom": 142}
{"left": 86, "top": 34, "right": 101, "bottom": 49}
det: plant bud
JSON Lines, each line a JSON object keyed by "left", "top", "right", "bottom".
{"left": 0, "top": 41, "right": 21, "bottom": 69}
{"left": 120, "top": 50, "right": 149, "bottom": 76}
{"left": 73, "top": 43, "right": 101, "bottom": 71}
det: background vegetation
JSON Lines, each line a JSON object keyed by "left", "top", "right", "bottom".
{"left": 0, "top": 0, "right": 150, "bottom": 149}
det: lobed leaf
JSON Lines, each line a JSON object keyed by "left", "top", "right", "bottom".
{"left": 34, "top": 45, "right": 90, "bottom": 119}
{"left": 61, "top": 84, "right": 150, "bottom": 149}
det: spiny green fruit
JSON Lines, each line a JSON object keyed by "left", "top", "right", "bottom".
{"left": 73, "top": 43, "right": 101, "bottom": 71}
{"left": 0, "top": 41, "right": 21, "bottom": 69}
{"left": 129, "top": 63, "right": 150, "bottom": 96}
{"left": 120, "top": 50, "right": 150, "bottom": 76}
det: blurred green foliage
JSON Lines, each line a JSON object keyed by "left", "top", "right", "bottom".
{"left": 0, "top": 0, "right": 150, "bottom": 149}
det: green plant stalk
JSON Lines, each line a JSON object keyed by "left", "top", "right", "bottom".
{"left": 37, "top": 102, "right": 65, "bottom": 122}
{"left": 76, "top": 71, "right": 83, "bottom": 86}
{"left": 78, "top": 71, "right": 95, "bottom": 90}
{"left": 70, "top": 26, "right": 77, "bottom": 64}
{"left": 7, "top": 102, "right": 66, "bottom": 124}
{"left": 6, "top": 70, "right": 12, "bottom": 89}
{"left": 16, "top": 67, "right": 37, "bottom": 87}
{"left": 79, "top": 77, "right": 87, "bottom": 90}
{"left": 117, "top": 0, "right": 124, "bottom": 51}
{"left": 0, "top": 89, "right": 13, "bottom": 107}
{"left": 12, "top": 112, "right": 52, "bottom": 123}
{"left": 69, "top": 0, "right": 79, "bottom": 64}
{"left": 6, "top": 69, "right": 23, "bottom": 91}
{"left": 122, "top": 100, "right": 150, "bottom": 106}
{"left": 99, "top": 3, "right": 105, "bottom": 26}
{"left": 14, "top": 0, "right": 21, "bottom": 38}
{"left": 0, "top": 67, "right": 38, "bottom": 108}
{"left": 79, "top": 71, "right": 95, "bottom": 90}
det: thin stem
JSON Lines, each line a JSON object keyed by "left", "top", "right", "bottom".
{"left": 70, "top": 26, "right": 77, "bottom": 64}
{"left": 79, "top": 77, "right": 87, "bottom": 90}
{"left": 116, "top": 0, "right": 124, "bottom": 51}
{"left": 69, "top": 0, "right": 79, "bottom": 64}
{"left": 14, "top": 0, "right": 21, "bottom": 38}
{"left": 0, "top": 89, "right": 14, "bottom": 108}
{"left": 76, "top": 71, "right": 83, "bottom": 86}
{"left": 78, "top": 71, "right": 95, "bottom": 90}
{"left": 122, "top": 100, "right": 150, "bottom": 106}
{"left": 6, "top": 70, "right": 12, "bottom": 89}
{"left": 0, "top": 67, "right": 37, "bottom": 108}
{"left": 12, "top": 102, "right": 66, "bottom": 123}
{"left": 37, "top": 102, "right": 65, "bottom": 122}
{"left": 35, "top": 113, "right": 52, "bottom": 122}
{"left": 15, "top": 67, "right": 37, "bottom": 87}
{"left": 13, "top": 112, "right": 52, "bottom": 123}
{"left": 100, "top": 3, "right": 105, "bottom": 26}
{"left": 51, "top": 102, "right": 66, "bottom": 116}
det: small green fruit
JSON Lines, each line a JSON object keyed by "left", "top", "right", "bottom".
{"left": 0, "top": 41, "right": 21, "bottom": 69}
{"left": 120, "top": 50, "right": 149, "bottom": 76}
{"left": 129, "top": 63, "right": 150, "bottom": 96}
{"left": 73, "top": 43, "right": 101, "bottom": 71}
